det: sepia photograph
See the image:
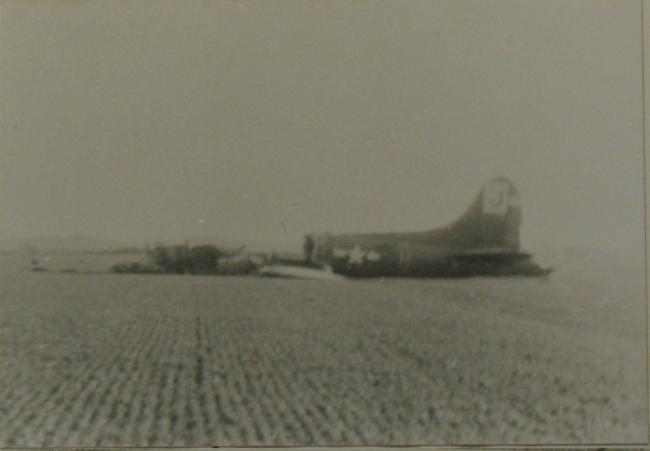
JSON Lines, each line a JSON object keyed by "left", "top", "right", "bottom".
{"left": 0, "top": 0, "right": 647, "bottom": 447}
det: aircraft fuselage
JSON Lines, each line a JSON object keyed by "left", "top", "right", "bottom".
{"left": 303, "top": 178, "right": 551, "bottom": 278}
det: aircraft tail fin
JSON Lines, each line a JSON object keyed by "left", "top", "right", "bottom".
{"left": 438, "top": 177, "right": 522, "bottom": 250}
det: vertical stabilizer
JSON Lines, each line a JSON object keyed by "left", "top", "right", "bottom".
{"left": 438, "top": 178, "right": 522, "bottom": 250}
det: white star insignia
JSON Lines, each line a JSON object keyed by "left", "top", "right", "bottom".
{"left": 332, "top": 245, "right": 382, "bottom": 266}
{"left": 348, "top": 245, "right": 366, "bottom": 265}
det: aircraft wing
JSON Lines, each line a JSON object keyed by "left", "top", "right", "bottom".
{"left": 258, "top": 265, "right": 346, "bottom": 280}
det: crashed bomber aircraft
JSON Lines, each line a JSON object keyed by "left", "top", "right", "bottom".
{"left": 297, "top": 178, "right": 551, "bottom": 278}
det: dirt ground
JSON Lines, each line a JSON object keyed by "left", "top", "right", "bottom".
{"left": 0, "top": 251, "right": 647, "bottom": 446}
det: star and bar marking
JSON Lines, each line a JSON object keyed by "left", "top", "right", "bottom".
{"left": 333, "top": 245, "right": 381, "bottom": 265}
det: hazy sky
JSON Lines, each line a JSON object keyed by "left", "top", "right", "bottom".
{"left": 0, "top": 0, "right": 645, "bottom": 256}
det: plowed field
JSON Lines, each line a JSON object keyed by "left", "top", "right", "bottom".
{"left": 0, "top": 253, "right": 647, "bottom": 446}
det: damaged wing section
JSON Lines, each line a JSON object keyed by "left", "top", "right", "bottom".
{"left": 258, "top": 265, "right": 345, "bottom": 280}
